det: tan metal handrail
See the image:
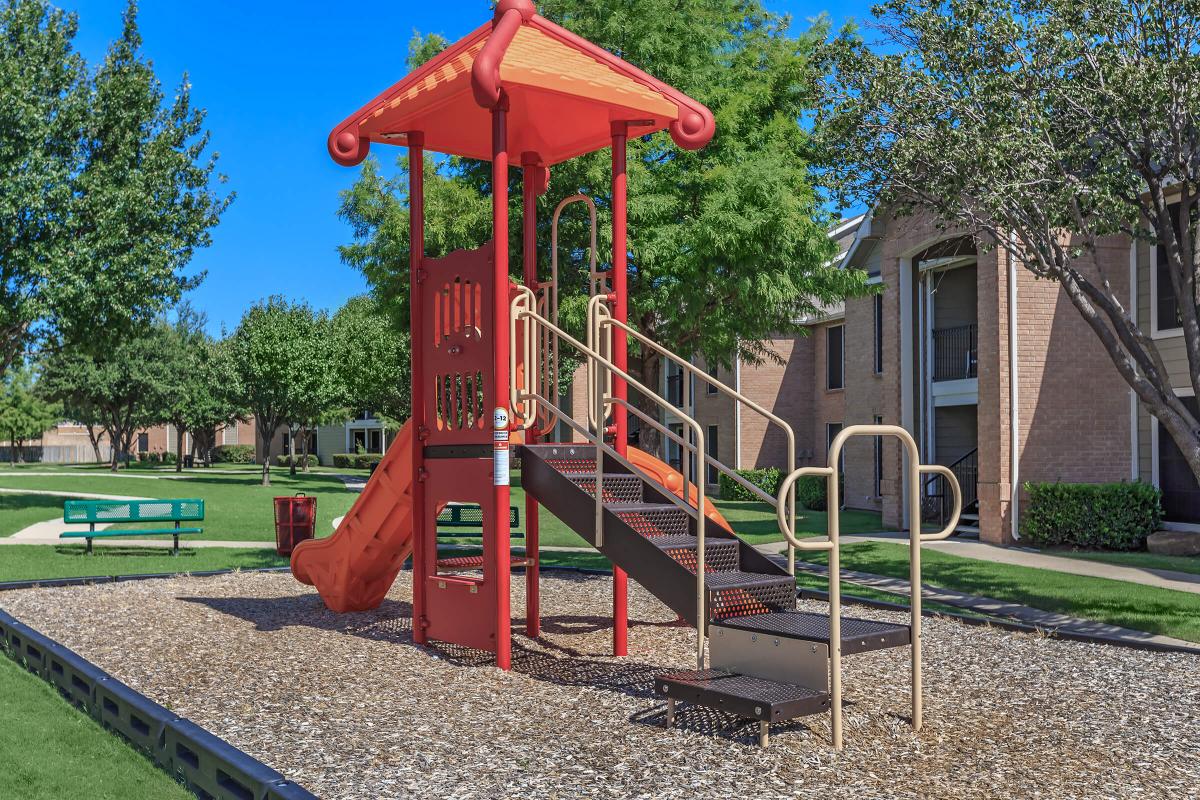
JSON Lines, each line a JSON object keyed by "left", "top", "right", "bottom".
{"left": 588, "top": 296, "right": 801, "bottom": 573}
{"left": 775, "top": 424, "right": 961, "bottom": 750}
{"left": 511, "top": 288, "right": 712, "bottom": 670}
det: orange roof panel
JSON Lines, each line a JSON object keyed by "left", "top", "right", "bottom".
{"left": 328, "top": 3, "right": 713, "bottom": 167}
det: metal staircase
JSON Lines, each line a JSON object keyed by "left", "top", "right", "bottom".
{"left": 509, "top": 285, "right": 962, "bottom": 749}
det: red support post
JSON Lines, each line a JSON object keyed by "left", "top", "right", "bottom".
{"left": 522, "top": 157, "right": 541, "bottom": 639}
{"left": 408, "top": 134, "right": 428, "bottom": 645}
{"left": 492, "top": 99, "right": 513, "bottom": 670}
{"left": 611, "top": 122, "right": 629, "bottom": 658}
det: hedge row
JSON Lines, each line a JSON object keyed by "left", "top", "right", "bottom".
{"left": 718, "top": 468, "right": 781, "bottom": 501}
{"left": 331, "top": 453, "right": 384, "bottom": 470}
{"left": 1022, "top": 480, "right": 1162, "bottom": 551}
{"left": 211, "top": 444, "right": 255, "bottom": 464}
{"left": 276, "top": 454, "right": 318, "bottom": 467}
{"left": 135, "top": 451, "right": 177, "bottom": 464}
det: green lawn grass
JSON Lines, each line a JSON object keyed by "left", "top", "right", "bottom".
{"left": 1045, "top": 548, "right": 1200, "bottom": 577}
{"left": 716, "top": 500, "right": 888, "bottom": 543}
{"left": 0, "top": 545, "right": 288, "bottom": 583}
{"left": 0, "top": 469, "right": 358, "bottom": 541}
{"left": 798, "top": 541, "right": 1200, "bottom": 643}
{"left": 0, "top": 656, "right": 191, "bottom": 800}
{"left": 0, "top": 493, "right": 69, "bottom": 537}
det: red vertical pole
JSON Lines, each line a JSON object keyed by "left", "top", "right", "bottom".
{"left": 522, "top": 157, "right": 541, "bottom": 639}
{"left": 611, "top": 122, "right": 629, "bottom": 658}
{"left": 492, "top": 99, "right": 513, "bottom": 671}
{"left": 408, "top": 134, "right": 427, "bottom": 645}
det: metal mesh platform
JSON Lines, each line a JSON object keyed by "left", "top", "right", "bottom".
{"left": 612, "top": 505, "right": 689, "bottom": 539}
{"left": 435, "top": 554, "right": 535, "bottom": 572}
{"left": 718, "top": 611, "right": 911, "bottom": 655}
{"left": 655, "top": 669, "right": 829, "bottom": 722}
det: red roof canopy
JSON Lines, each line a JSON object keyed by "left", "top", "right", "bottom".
{"left": 328, "top": 0, "right": 714, "bottom": 167}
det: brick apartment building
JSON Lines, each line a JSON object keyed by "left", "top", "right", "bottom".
{"left": 565, "top": 208, "right": 1149, "bottom": 546}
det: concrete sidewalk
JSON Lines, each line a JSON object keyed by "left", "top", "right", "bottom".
{"left": 831, "top": 532, "right": 1200, "bottom": 595}
{"left": 769, "top": 552, "right": 1200, "bottom": 652}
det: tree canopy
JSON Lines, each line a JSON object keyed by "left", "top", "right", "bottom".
{"left": 815, "top": 0, "right": 1200, "bottom": 479}
{"left": 0, "top": 0, "right": 229, "bottom": 377}
{"left": 0, "top": 364, "right": 59, "bottom": 464}
{"left": 330, "top": 295, "right": 410, "bottom": 427}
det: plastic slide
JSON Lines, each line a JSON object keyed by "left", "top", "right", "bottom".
{"left": 627, "top": 446, "right": 734, "bottom": 533}
{"left": 291, "top": 421, "right": 415, "bottom": 612}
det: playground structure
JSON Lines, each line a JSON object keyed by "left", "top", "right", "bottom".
{"left": 291, "top": 0, "right": 961, "bottom": 748}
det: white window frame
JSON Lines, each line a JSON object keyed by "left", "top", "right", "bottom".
{"left": 826, "top": 324, "right": 845, "bottom": 391}
{"left": 1151, "top": 233, "right": 1184, "bottom": 339}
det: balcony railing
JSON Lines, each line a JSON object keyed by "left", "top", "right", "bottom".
{"left": 932, "top": 323, "right": 978, "bottom": 382}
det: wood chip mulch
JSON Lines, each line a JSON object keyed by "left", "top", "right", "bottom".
{"left": 1, "top": 570, "right": 1197, "bottom": 800}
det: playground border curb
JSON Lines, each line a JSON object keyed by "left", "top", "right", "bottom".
{"left": 0, "top": 606, "right": 318, "bottom": 800}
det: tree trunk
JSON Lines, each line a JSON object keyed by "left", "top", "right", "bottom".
{"left": 260, "top": 426, "right": 273, "bottom": 487}
{"left": 175, "top": 426, "right": 185, "bottom": 473}
{"left": 301, "top": 424, "right": 311, "bottom": 473}
{"left": 85, "top": 424, "right": 104, "bottom": 464}
{"left": 630, "top": 352, "right": 664, "bottom": 459}
{"left": 288, "top": 424, "right": 297, "bottom": 477}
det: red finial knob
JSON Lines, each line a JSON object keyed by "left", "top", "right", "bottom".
{"left": 494, "top": 0, "right": 536, "bottom": 23}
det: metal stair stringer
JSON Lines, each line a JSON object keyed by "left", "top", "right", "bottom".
{"left": 520, "top": 443, "right": 795, "bottom": 627}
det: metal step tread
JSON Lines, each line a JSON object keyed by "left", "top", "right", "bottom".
{"left": 718, "top": 611, "right": 911, "bottom": 655}
{"left": 649, "top": 534, "right": 737, "bottom": 551}
{"left": 655, "top": 669, "right": 830, "bottom": 722}
{"left": 605, "top": 503, "right": 683, "bottom": 514}
{"left": 703, "top": 571, "right": 794, "bottom": 591}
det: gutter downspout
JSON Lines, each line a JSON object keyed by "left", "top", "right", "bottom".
{"left": 1009, "top": 242, "right": 1020, "bottom": 542}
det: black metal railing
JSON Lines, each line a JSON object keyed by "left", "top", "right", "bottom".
{"left": 921, "top": 447, "right": 978, "bottom": 528}
{"left": 932, "top": 323, "right": 978, "bottom": 382}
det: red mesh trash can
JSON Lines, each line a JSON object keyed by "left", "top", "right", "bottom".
{"left": 274, "top": 492, "right": 317, "bottom": 556}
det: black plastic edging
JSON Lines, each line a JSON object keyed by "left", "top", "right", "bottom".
{"left": 0, "top": 611, "right": 318, "bottom": 800}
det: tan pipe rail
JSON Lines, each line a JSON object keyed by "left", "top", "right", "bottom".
{"left": 511, "top": 288, "right": 711, "bottom": 670}
{"left": 776, "top": 424, "right": 961, "bottom": 750}
{"left": 590, "top": 299, "right": 800, "bottom": 574}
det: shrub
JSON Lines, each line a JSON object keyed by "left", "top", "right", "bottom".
{"left": 1023, "top": 481, "right": 1162, "bottom": 551}
{"left": 331, "top": 453, "right": 354, "bottom": 469}
{"left": 356, "top": 454, "right": 384, "bottom": 470}
{"left": 136, "top": 451, "right": 148, "bottom": 463}
{"left": 797, "top": 474, "right": 827, "bottom": 511}
{"left": 719, "top": 468, "right": 782, "bottom": 501}
{"left": 276, "top": 454, "right": 317, "bottom": 467}
{"left": 212, "top": 444, "right": 256, "bottom": 464}
{"left": 147, "top": 451, "right": 161, "bottom": 464}
{"left": 161, "top": 451, "right": 177, "bottom": 464}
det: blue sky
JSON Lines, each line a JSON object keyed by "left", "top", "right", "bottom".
{"left": 60, "top": 1, "right": 872, "bottom": 334}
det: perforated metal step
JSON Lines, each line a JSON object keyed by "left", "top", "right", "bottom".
{"left": 718, "top": 611, "right": 911, "bottom": 655}
{"left": 655, "top": 669, "right": 829, "bottom": 722}
{"left": 566, "top": 473, "right": 643, "bottom": 504}
{"left": 703, "top": 572, "right": 796, "bottom": 620}
{"left": 608, "top": 503, "right": 690, "bottom": 538}
{"left": 653, "top": 536, "right": 739, "bottom": 573}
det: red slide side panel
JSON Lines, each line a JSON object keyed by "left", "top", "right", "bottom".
{"left": 290, "top": 422, "right": 415, "bottom": 612}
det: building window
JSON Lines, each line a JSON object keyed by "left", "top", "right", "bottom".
{"left": 826, "top": 422, "right": 844, "bottom": 476}
{"left": 222, "top": 424, "right": 238, "bottom": 445}
{"left": 707, "top": 425, "right": 719, "bottom": 485}
{"left": 873, "top": 295, "right": 884, "bottom": 374}
{"left": 873, "top": 415, "right": 884, "bottom": 497}
{"left": 826, "top": 324, "right": 844, "bottom": 390}
{"left": 666, "top": 363, "right": 683, "bottom": 407}
{"left": 137, "top": 432, "right": 149, "bottom": 452}
{"left": 1153, "top": 201, "right": 1197, "bottom": 334}
{"left": 707, "top": 366, "right": 718, "bottom": 395}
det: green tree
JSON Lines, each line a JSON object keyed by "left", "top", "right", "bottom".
{"left": 0, "top": 365, "right": 60, "bottom": 464}
{"left": 286, "top": 312, "right": 339, "bottom": 475}
{"left": 39, "top": 323, "right": 175, "bottom": 470}
{"left": 815, "top": 0, "right": 1200, "bottom": 481}
{"left": 0, "top": 0, "right": 86, "bottom": 376}
{"left": 337, "top": 1, "right": 871, "bottom": 452}
{"left": 0, "top": 0, "right": 229, "bottom": 377}
{"left": 225, "top": 297, "right": 322, "bottom": 486}
{"left": 181, "top": 337, "right": 244, "bottom": 468}
{"left": 331, "top": 295, "right": 411, "bottom": 428}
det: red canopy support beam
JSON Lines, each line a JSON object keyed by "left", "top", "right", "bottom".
{"left": 522, "top": 155, "right": 542, "bottom": 639}
{"left": 409, "top": 133, "right": 428, "bottom": 645}
{"left": 492, "top": 98, "right": 513, "bottom": 671}
{"left": 611, "top": 121, "right": 629, "bottom": 658}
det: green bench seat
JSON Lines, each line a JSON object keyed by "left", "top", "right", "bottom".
{"left": 61, "top": 499, "right": 205, "bottom": 555}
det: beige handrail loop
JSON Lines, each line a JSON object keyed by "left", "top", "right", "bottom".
{"left": 918, "top": 465, "right": 961, "bottom": 541}
{"left": 774, "top": 467, "right": 835, "bottom": 552}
